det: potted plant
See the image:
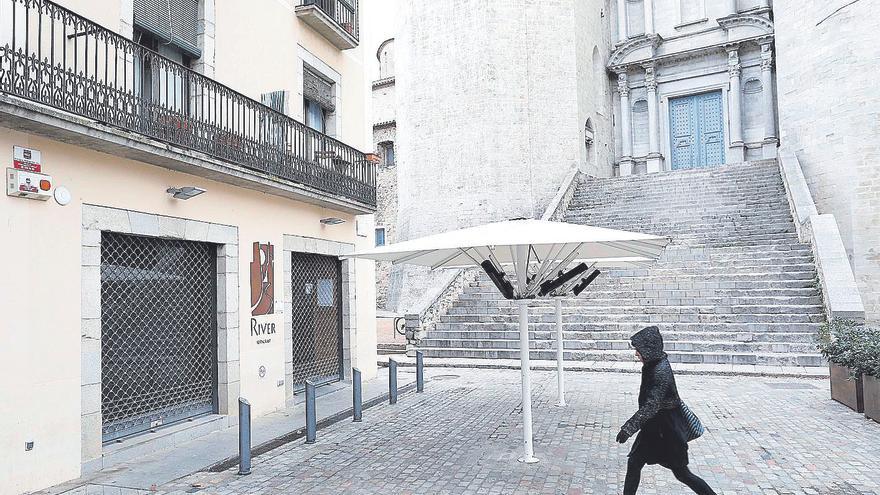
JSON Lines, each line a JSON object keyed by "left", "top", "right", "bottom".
{"left": 817, "top": 319, "right": 864, "bottom": 413}
{"left": 859, "top": 327, "right": 880, "bottom": 423}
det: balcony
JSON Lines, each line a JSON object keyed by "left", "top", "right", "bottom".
{"left": 0, "top": 0, "right": 375, "bottom": 210}
{"left": 296, "top": 0, "right": 359, "bottom": 50}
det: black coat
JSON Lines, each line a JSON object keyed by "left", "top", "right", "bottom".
{"left": 620, "top": 326, "right": 690, "bottom": 468}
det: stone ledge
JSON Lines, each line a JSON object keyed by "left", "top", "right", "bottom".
{"left": 777, "top": 151, "right": 865, "bottom": 321}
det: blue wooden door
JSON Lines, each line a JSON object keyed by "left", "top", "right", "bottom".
{"left": 669, "top": 91, "right": 725, "bottom": 170}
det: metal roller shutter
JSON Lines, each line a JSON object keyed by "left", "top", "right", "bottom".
{"left": 133, "top": 0, "right": 201, "bottom": 58}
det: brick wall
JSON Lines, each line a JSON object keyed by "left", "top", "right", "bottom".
{"left": 774, "top": 0, "right": 880, "bottom": 321}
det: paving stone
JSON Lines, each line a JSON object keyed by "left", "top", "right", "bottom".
{"left": 159, "top": 369, "right": 879, "bottom": 494}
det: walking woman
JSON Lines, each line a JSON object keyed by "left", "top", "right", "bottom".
{"left": 615, "top": 326, "right": 717, "bottom": 495}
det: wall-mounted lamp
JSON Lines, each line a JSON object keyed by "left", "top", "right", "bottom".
{"left": 167, "top": 186, "right": 206, "bottom": 200}
{"left": 320, "top": 217, "right": 346, "bottom": 225}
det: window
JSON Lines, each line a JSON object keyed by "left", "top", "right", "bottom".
{"left": 375, "top": 227, "right": 386, "bottom": 247}
{"left": 303, "top": 66, "right": 336, "bottom": 134}
{"left": 380, "top": 142, "right": 395, "bottom": 166}
{"left": 134, "top": 28, "right": 192, "bottom": 113}
{"left": 304, "top": 99, "right": 326, "bottom": 133}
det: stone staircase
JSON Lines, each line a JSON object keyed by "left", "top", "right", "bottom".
{"left": 415, "top": 160, "right": 826, "bottom": 368}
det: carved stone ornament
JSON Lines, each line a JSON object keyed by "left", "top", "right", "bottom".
{"left": 727, "top": 49, "right": 741, "bottom": 77}
{"left": 644, "top": 65, "right": 657, "bottom": 91}
{"left": 617, "top": 72, "right": 630, "bottom": 97}
{"left": 760, "top": 44, "right": 773, "bottom": 71}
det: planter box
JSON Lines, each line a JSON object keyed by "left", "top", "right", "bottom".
{"left": 864, "top": 374, "right": 880, "bottom": 423}
{"left": 830, "top": 363, "right": 864, "bottom": 413}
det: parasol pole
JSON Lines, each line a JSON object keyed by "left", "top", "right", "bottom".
{"left": 515, "top": 245, "right": 538, "bottom": 464}
{"left": 555, "top": 298, "right": 566, "bottom": 407}
{"left": 517, "top": 298, "right": 538, "bottom": 463}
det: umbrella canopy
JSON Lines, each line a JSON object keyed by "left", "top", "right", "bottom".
{"left": 347, "top": 218, "right": 669, "bottom": 464}
{"left": 349, "top": 218, "right": 667, "bottom": 270}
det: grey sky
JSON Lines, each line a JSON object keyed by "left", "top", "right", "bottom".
{"left": 362, "top": 0, "right": 401, "bottom": 80}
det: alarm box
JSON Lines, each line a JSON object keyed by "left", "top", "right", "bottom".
{"left": 7, "top": 168, "right": 52, "bottom": 200}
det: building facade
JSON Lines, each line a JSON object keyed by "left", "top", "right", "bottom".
{"left": 372, "top": 38, "right": 396, "bottom": 309}
{"left": 610, "top": 0, "right": 777, "bottom": 175}
{"left": 0, "top": 1, "right": 376, "bottom": 493}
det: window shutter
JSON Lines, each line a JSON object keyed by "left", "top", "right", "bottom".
{"left": 261, "top": 90, "right": 290, "bottom": 116}
{"left": 133, "top": 0, "right": 201, "bottom": 58}
{"left": 303, "top": 68, "right": 336, "bottom": 113}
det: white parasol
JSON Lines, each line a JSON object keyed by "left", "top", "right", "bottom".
{"left": 348, "top": 218, "right": 669, "bottom": 463}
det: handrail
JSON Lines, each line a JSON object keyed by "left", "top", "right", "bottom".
{"left": 0, "top": 0, "right": 375, "bottom": 206}
{"left": 777, "top": 150, "right": 864, "bottom": 321}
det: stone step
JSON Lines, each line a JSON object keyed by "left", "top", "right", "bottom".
{"left": 441, "top": 312, "right": 825, "bottom": 325}
{"left": 461, "top": 291, "right": 823, "bottom": 303}
{"left": 418, "top": 338, "right": 818, "bottom": 354}
{"left": 447, "top": 302, "right": 824, "bottom": 315}
{"left": 426, "top": 329, "right": 819, "bottom": 343}
{"left": 421, "top": 159, "right": 826, "bottom": 371}
{"left": 415, "top": 347, "right": 825, "bottom": 367}
{"left": 432, "top": 321, "right": 823, "bottom": 333}
{"left": 455, "top": 294, "right": 823, "bottom": 307}
{"left": 377, "top": 343, "right": 406, "bottom": 355}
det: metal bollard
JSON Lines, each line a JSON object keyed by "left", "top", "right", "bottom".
{"left": 305, "top": 381, "right": 317, "bottom": 444}
{"left": 352, "top": 368, "right": 363, "bottom": 422}
{"left": 389, "top": 358, "right": 398, "bottom": 405}
{"left": 238, "top": 398, "right": 252, "bottom": 476}
{"left": 416, "top": 351, "right": 425, "bottom": 393}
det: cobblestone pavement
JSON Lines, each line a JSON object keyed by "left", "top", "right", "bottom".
{"left": 162, "top": 370, "right": 880, "bottom": 495}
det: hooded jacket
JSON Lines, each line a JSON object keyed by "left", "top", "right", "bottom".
{"left": 620, "top": 326, "right": 682, "bottom": 438}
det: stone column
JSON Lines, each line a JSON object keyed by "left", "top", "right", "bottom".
{"left": 760, "top": 43, "right": 778, "bottom": 158}
{"left": 727, "top": 46, "right": 745, "bottom": 163}
{"left": 617, "top": 0, "right": 628, "bottom": 42}
{"left": 644, "top": 0, "right": 655, "bottom": 34}
{"left": 645, "top": 65, "right": 662, "bottom": 173}
{"left": 758, "top": 0, "right": 769, "bottom": 8}
{"left": 618, "top": 72, "right": 634, "bottom": 176}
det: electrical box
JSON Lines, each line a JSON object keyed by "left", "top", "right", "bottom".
{"left": 7, "top": 168, "right": 52, "bottom": 200}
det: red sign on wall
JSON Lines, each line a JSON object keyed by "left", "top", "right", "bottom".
{"left": 13, "top": 146, "right": 41, "bottom": 173}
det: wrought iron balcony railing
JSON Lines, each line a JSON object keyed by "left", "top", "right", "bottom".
{"left": 300, "top": 0, "right": 359, "bottom": 41}
{"left": 0, "top": 0, "right": 375, "bottom": 207}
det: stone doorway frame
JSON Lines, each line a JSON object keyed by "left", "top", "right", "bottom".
{"left": 282, "top": 235, "right": 356, "bottom": 403}
{"left": 80, "top": 205, "right": 240, "bottom": 462}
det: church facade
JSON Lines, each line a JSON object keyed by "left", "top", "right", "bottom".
{"left": 610, "top": 0, "right": 777, "bottom": 175}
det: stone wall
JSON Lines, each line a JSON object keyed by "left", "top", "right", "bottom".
{"left": 774, "top": 0, "right": 880, "bottom": 321}
{"left": 389, "top": 0, "right": 605, "bottom": 313}
{"left": 575, "top": 0, "right": 615, "bottom": 177}
{"left": 374, "top": 156, "right": 397, "bottom": 309}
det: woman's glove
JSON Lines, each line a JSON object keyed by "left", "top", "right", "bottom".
{"left": 616, "top": 429, "right": 630, "bottom": 444}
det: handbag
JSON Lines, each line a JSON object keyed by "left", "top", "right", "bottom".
{"left": 679, "top": 401, "right": 705, "bottom": 442}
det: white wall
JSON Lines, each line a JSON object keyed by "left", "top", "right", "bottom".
{"left": 0, "top": 131, "right": 377, "bottom": 495}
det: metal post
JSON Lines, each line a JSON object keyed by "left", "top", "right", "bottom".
{"left": 517, "top": 299, "right": 539, "bottom": 463}
{"left": 305, "top": 381, "right": 316, "bottom": 444}
{"left": 237, "top": 398, "right": 251, "bottom": 476}
{"left": 389, "top": 358, "right": 398, "bottom": 404}
{"left": 416, "top": 351, "right": 425, "bottom": 392}
{"left": 352, "top": 368, "right": 363, "bottom": 422}
{"left": 555, "top": 299, "right": 566, "bottom": 407}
